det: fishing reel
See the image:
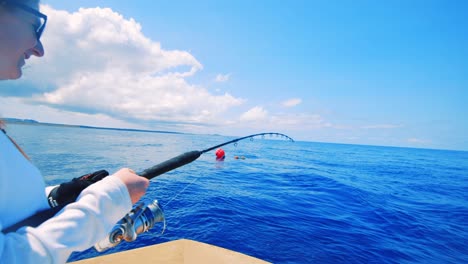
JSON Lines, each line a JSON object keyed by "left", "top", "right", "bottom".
{"left": 94, "top": 200, "right": 166, "bottom": 252}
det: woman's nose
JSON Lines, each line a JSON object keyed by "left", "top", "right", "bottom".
{"left": 30, "top": 40, "right": 45, "bottom": 57}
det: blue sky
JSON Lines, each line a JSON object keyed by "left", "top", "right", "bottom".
{"left": 1, "top": 0, "right": 467, "bottom": 150}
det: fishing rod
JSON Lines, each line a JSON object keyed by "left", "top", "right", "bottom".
{"left": 95, "top": 132, "right": 294, "bottom": 251}
{"left": 3, "top": 132, "right": 294, "bottom": 239}
{"left": 138, "top": 132, "right": 294, "bottom": 180}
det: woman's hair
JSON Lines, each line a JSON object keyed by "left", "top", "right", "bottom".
{"left": 0, "top": 120, "right": 30, "bottom": 159}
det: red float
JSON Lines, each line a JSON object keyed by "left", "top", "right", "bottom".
{"left": 215, "top": 148, "right": 225, "bottom": 160}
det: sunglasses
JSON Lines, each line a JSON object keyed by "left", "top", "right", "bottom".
{"left": 1, "top": 1, "right": 47, "bottom": 40}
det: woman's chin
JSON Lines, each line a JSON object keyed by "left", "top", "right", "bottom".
{"left": 8, "top": 69, "right": 22, "bottom": 80}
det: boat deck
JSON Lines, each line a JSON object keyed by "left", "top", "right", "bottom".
{"left": 70, "top": 239, "right": 270, "bottom": 264}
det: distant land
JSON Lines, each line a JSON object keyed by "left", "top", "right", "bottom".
{"left": 5, "top": 118, "right": 466, "bottom": 152}
{"left": 3, "top": 117, "right": 185, "bottom": 135}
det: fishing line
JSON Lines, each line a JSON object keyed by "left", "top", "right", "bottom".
{"left": 163, "top": 175, "right": 199, "bottom": 207}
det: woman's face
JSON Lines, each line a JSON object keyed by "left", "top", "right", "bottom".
{"left": 0, "top": 1, "right": 44, "bottom": 80}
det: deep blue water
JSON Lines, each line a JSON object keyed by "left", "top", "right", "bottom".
{"left": 8, "top": 124, "right": 468, "bottom": 263}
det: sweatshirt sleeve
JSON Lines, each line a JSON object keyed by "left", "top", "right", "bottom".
{"left": 0, "top": 175, "right": 132, "bottom": 264}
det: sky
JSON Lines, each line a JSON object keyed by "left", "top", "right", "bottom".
{"left": 1, "top": 0, "right": 467, "bottom": 151}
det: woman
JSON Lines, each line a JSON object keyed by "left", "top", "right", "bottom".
{"left": 0, "top": 1, "right": 149, "bottom": 263}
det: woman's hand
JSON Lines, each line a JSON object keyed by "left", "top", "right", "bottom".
{"left": 113, "top": 168, "right": 149, "bottom": 204}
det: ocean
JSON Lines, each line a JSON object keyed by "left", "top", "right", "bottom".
{"left": 7, "top": 123, "right": 468, "bottom": 263}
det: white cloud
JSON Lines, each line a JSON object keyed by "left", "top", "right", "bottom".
{"left": 407, "top": 138, "right": 428, "bottom": 144}
{"left": 0, "top": 5, "right": 336, "bottom": 140}
{"left": 281, "top": 98, "right": 302, "bottom": 107}
{"left": 215, "top": 73, "right": 231, "bottom": 82}
{"left": 0, "top": 97, "right": 138, "bottom": 129}
{"left": 237, "top": 106, "right": 330, "bottom": 131}
{"left": 239, "top": 106, "right": 268, "bottom": 122}
{"left": 18, "top": 5, "right": 244, "bottom": 126}
{"left": 361, "top": 124, "right": 403, "bottom": 129}
{"left": 269, "top": 113, "right": 331, "bottom": 130}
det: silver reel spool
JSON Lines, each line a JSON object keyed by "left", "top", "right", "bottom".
{"left": 94, "top": 200, "right": 166, "bottom": 252}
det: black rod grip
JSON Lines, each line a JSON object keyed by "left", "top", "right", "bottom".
{"left": 138, "top": 150, "right": 201, "bottom": 180}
